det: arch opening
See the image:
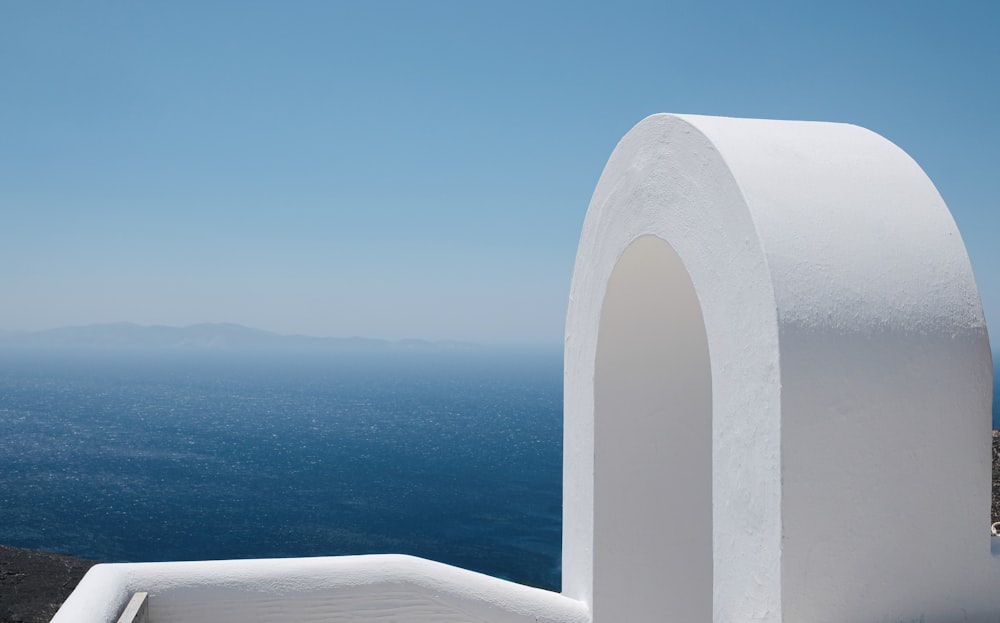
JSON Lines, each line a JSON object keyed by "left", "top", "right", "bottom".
{"left": 593, "top": 234, "right": 713, "bottom": 621}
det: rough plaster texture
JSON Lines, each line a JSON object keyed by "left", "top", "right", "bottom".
{"left": 564, "top": 113, "right": 998, "bottom": 623}
{"left": 55, "top": 113, "right": 997, "bottom": 623}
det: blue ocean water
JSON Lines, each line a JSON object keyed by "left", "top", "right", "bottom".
{"left": 0, "top": 349, "right": 563, "bottom": 591}
{"left": 2, "top": 349, "right": 997, "bottom": 595}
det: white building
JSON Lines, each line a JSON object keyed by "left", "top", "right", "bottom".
{"left": 54, "top": 113, "right": 1000, "bottom": 623}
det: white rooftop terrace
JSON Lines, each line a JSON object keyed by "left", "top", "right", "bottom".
{"left": 54, "top": 113, "right": 1000, "bottom": 623}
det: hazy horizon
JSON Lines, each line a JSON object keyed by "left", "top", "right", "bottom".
{"left": 0, "top": 321, "right": 564, "bottom": 349}
{"left": 0, "top": 320, "right": 464, "bottom": 339}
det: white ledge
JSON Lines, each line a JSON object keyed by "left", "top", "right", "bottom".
{"left": 52, "top": 554, "right": 589, "bottom": 623}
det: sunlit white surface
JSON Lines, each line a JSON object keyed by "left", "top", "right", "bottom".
{"left": 565, "top": 113, "right": 999, "bottom": 622}
{"left": 52, "top": 555, "right": 588, "bottom": 623}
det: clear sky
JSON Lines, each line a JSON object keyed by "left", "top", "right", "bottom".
{"left": 1, "top": 2, "right": 997, "bottom": 345}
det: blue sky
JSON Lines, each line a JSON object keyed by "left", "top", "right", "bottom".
{"left": 1, "top": 2, "right": 997, "bottom": 345}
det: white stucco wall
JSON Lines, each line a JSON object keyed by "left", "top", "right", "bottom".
{"left": 564, "top": 113, "right": 785, "bottom": 622}
{"left": 564, "top": 113, "right": 998, "bottom": 623}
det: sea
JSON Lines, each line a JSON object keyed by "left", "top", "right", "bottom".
{"left": 1, "top": 349, "right": 998, "bottom": 596}
{"left": 0, "top": 348, "right": 563, "bottom": 591}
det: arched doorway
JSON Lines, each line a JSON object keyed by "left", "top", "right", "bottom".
{"left": 593, "top": 234, "right": 713, "bottom": 621}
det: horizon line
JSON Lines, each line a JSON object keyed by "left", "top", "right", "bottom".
{"left": 0, "top": 321, "right": 564, "bottom": 349}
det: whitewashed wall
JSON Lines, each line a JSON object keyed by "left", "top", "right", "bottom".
{"left": 564, "top": 113, "right": 999, "bottom": 623}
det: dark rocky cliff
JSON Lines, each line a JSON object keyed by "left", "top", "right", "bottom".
{"left": 0, "top": 546, "right": 95, "bottom": 623}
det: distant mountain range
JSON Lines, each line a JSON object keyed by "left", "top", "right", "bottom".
{"left": 0, "top": 323, "right": 476, "bottom": 353}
